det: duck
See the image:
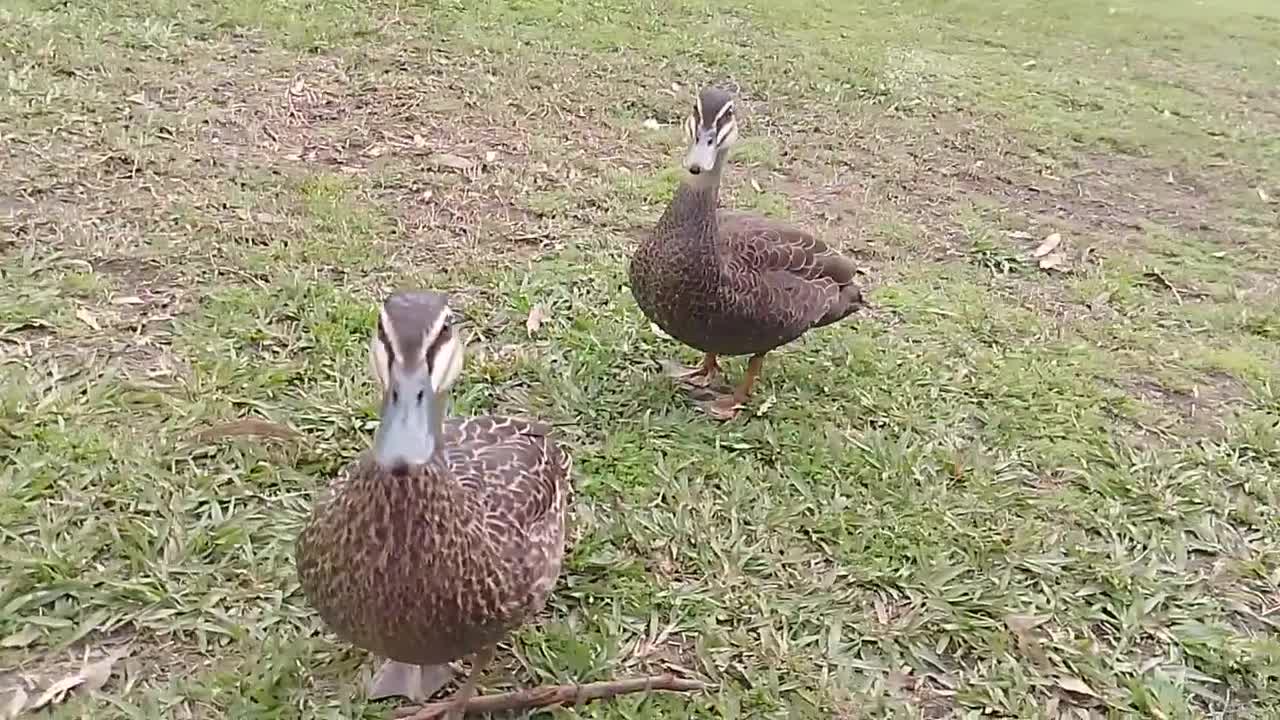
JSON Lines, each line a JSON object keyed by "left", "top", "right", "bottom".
{"left": 296, "top": 290, "right": 571, "bottom": 719}
{"left": 628, "top": 86, "right": 865, "bottom": 420}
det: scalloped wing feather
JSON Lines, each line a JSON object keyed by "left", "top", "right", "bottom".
{"left": 718, "top": 210, "right": 862, "bottom": 333}
{"left": 441, "top": 415, "right": 570, "bottom": 536}
{"left": 718, "top": 210, "right": 857, "bottom": 284}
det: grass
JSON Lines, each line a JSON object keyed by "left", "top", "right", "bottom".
{"left": 2, "top": 0, "right": 1279, "bottom": 717}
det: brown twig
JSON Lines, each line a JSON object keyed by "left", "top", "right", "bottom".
{"left": 392, "top": 674, "right": 708, "bottom": 719}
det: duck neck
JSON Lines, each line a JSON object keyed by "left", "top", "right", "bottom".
{"left": 656, "top": 166, "right": 725, "bottom": 271}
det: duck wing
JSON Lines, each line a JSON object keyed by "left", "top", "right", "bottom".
{"left": 442, "top": 416, "right": 570, "bottom": 535}
{"left": 719, "top": 210, "right": 863, "bottom": 330}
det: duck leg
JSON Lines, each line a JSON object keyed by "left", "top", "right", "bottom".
{"left": 700, "top": 353, "right": 765, "bottom": 421}
{"left": 442, "top": 644, "right": 496, "bottom": 720}
{"left": 663, "top": 352, "right": 721, "bottom": 388}
{"left": 368, "top": 660, "right": 455, "bottom": 702}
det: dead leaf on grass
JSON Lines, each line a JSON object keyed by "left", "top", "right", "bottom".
{"left": 1053, "top": 675, "right": 1099, "bottom": 699}
{"left": 755, "top": 394, "right": 776, "bottom": 416}
{"left": 74, "top": 307, "right": 101, "bottom": 331}
{"left": 0, "top": 625, "right": 41, "bottom": 649}
{"left": 1004, "top": 614, "right": 1050, "bottom": 633}
{"left": 1004, "top": 614, "right": 1051, "bottom": 667}
{"left": 525, "top": 305, "right": 548, "bottom": 337}
{"left": 3, "top": 687, "right": 28, "bottom": 720}
{"left": 428, "top": 153, "right": 476, "bottom": 172}
{"left": 25, "top": 647, "right": 128, "bottom": 714}
{"left": 1038, "top": 252, "right": 1068, "bottom": 272}
{"left": 642, "top": 118, "right": 660, "bottom": 130}
{"left": 1259, "top": 187, "right": 1272, "bottom": 203}
{"left": 1032, "top": 232, "right": 1063, "bottom": 258}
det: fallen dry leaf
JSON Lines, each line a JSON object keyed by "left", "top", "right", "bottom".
{"left": 1006, "top": 230, "right": 1035, "bottom": 240}
{"left": 77, "top": 653, "right": 118, "bottom": 694}
{"left": 1004, "top": 614, "right": 1051, "bottom": 667}
{"left": 28, "top": 673, "right": 83, "bottom": 711}
{"left": 74, "top": 307, "right": 101, "bottom": 331}
{"left": 484, "top": 150, "right": 498, "bottom": 164}
{"left": 1004, "top": 614, "right": 1050, "bottom": 633}
{"left": 525, "top": 305, "right": 548, "bottom": 337}
{"left": 26, "top": 647, "right": 128, "bottom": 713}
{"left": 2, "top": 686, "right": 28, "bottom": 720}
{"left": 750, "top": 178, "right": 763, "bottom": 193}
{"left": 755, "top": 394, "right": 777, "bottom": 416}
{"left": 1038, "top": 251, "right": 1068, "bottom": 271}
{"left": 1053, "top": 675, "right": 1099, "bottom": 698}
{"left": 0, "top": 625, "right": 41, "bottom": 649}
{"left": 1032, "top": 232, "right": 1063, "bottom": 258}
{"left": 642, "top": 118, "right": 660, "bottom": 130}
{"left": 429, "top": 153, "right": 475, "bottom": 172}
{"left": 1259, "top": 187, "right": 1271, "bottom": 203}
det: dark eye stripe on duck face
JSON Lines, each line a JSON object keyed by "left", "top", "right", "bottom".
{"left": 376, "top": 291, "right": 451, "bottom": 375}
{"left": 695, "top": 100, "right": 734, "bottom": 132}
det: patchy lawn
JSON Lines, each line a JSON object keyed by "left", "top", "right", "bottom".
{"left": 2, "top": 0, "right": 1278, "bottom": 717}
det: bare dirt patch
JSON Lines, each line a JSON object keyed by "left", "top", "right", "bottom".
{"left": 1119, "top": 372, "right": 1250, "bottom": 438}
{"left": 851, "top": 112, "right": 1231, "bottom": 253}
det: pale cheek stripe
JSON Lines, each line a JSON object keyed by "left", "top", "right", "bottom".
{"left": 716, "top": 121, "right": 737, "bottom": 146}
{"left": 711, "top": 100, "right": 734, "bottom": 125}
{"left": 377, "top": 306, "right": 401, "bottom": 367}
{"left": 420, "top": 309, "right": 452, "bottom": 368}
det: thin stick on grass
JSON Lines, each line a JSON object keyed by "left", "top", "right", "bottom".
{"left": 392, "top": 674, "right": 708, "bottom": 719}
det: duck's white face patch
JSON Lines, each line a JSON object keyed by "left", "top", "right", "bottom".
{"left": 426, "top": 313, "right": 464, "bottom": 394}
{"left": 369, "top": 300, "right": 463, "bottom": 396}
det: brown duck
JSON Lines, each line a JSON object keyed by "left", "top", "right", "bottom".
{"left": 629, "top": 86, "right": 865, "bottom": 420}
{"left": 296, "top": 290, "right": 571, "bottom": 719}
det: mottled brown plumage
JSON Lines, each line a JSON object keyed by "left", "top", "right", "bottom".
{"left": 629, "top": 87, "right": 865, "bottom": 419}
{"left": 296, "top": 290, "right": 571, "bottom": 718}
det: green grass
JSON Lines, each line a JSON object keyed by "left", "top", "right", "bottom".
{"left": 2, "top": 0, "right": 1279, "bottom": 718}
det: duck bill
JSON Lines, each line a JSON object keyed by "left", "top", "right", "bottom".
{"left": 373, "top": 372, "right": 441, "bottom": 468}
{"left": 683, "top": 132, "right": 719, "bottom": 175}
